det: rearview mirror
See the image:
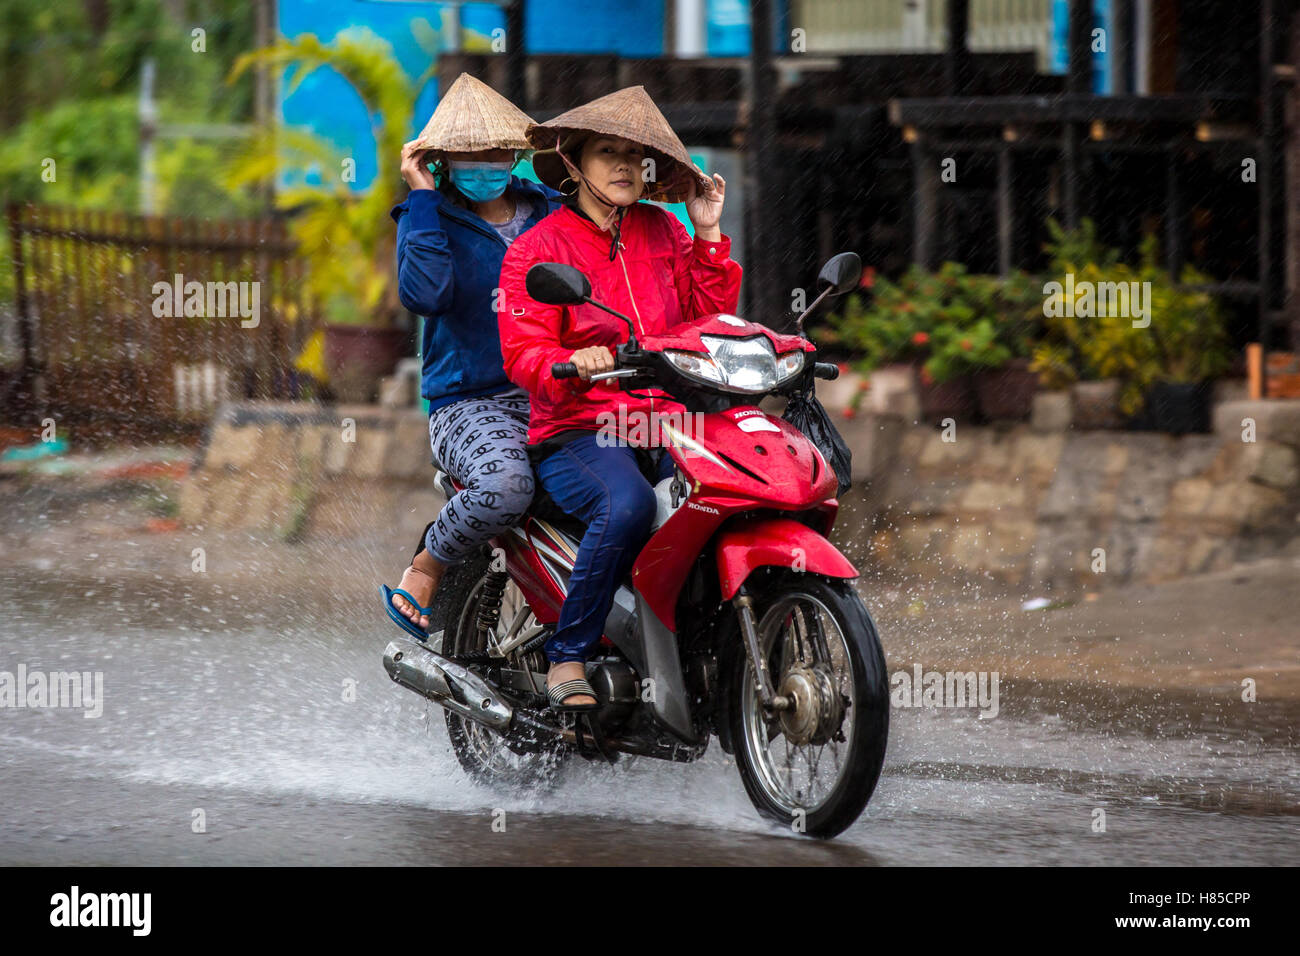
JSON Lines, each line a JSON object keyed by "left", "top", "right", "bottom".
{"left": 816, "top": 252, "right": 863, "bottom": 296}
{"left": 526, "top": 262, "right": 591, "bottom": 306}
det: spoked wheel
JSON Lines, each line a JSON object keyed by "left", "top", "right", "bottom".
{"left": 441, "top": 553, "right": 567, "bottom": 787}
{"left": 729, "top": 574, "right": 889, "bottom": 838}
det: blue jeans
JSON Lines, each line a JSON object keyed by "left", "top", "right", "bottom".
{"left": 535, "top": 434, "right": 674, "bottom": 664}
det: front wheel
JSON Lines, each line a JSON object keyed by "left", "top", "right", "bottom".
{"left": 728, "top": 574, "right": 889, "bottom": 838}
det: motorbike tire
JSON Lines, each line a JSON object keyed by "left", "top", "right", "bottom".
{"left": 728, "top": 574, "right": 889, "bottom": 839}
{"left": 440, "top": 549, "right": 567, "bottom": 788}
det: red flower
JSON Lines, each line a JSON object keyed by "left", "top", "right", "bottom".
{"left": 911, "top": 331, "right": 930, "bottom": 346}
{"left": 858, "top": 266, "right": 876, "bottom": 290}
{"left": 960, "top": 338, "right": 973, "bottom": 351}
{"left": 842, "top": 407, "right": 856, "bottom": 419}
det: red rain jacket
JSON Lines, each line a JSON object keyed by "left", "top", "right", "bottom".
{"left": 498, "top": 202, "right": 743, "bottom": 445}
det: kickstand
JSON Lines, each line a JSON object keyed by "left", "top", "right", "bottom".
{"left": 581, "top": 713, "right": 618, "bottom": 765}
{"left": 573, "top": 715, "right": 588, "bottom": 755}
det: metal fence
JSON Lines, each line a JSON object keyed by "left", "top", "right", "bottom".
{"left": 4, "top": 203, "right": 317, "bottom": 436}
{"left": 792, "top": 0, "right": 1053, "bottom": 67}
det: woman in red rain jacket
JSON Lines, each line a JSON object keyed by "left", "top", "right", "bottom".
{"left": 498, "top": 86, "right": 741, "bottom": 711}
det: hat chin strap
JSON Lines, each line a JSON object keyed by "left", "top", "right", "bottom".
{"left": 557, "top": 136, "right": 629, "bottom": 233}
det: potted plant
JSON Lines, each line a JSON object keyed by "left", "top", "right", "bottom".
{"left": 961, "top": 269, "right": 1041, "bottom": 421}
{"left": 1031, "top": 227, "right": 1232, "bottom": 434}
{"left": 879, "top": 264, "right": 1042, "bottom": 422}
{"left": 824, "top": 270, "right": 934, "bottom": 371}
{"left": 915, "top": 322, "right": 984, "bottom": 423}
{"left": 1081, "top": 238, "right": 1231, "bottom": 434}
{"left": 1030, "top": 312, "right": 1123, "bottom": 430}
{"left": 828, "top": 264, "right": 980, "bottom": 421}
{"left": 1030, "top": 220, "right": 1126, "bottom": 429}
{"left": 823, "top": 270, "right": 931, "bottom": 420}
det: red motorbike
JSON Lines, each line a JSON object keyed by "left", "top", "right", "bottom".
{"left": 383, "top": 253, "right": 888, "bottom": 838}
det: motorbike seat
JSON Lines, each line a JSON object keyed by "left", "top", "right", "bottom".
{"left": 525, "top": 485, "right": 588, "bottom": 540}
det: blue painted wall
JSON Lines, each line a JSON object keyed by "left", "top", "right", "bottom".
{"left": 525, "top": 0, "right": 664, "bottom": 55}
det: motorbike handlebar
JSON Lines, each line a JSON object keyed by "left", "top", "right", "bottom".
{"left": 553, "top": 355, "right": 836, "bottom": 384}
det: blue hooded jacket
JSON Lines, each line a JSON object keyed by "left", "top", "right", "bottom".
{"left": 390, "top": 176, "right": 560, "bottom": 410}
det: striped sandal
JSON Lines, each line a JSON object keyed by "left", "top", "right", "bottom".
{"left": 547, "top": 677, "right": 601, "bottom": 713}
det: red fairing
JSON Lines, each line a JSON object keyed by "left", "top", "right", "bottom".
{"left": 496, "top": 521, "right": 568, "bottom": 624}
{"left": 631, "top": 406, "right": 839, "bottom": 629}
{"left": 498, "top": 203, "right": 743, "bottom": 445}
{"left": 664, "top": 407, "right": 838, "bottom": 508}
{"left": 632, "top": 491, "right": 733, "bottom": 630}
{"left": 714, "top": 516, "right": 858, "bottom": 600}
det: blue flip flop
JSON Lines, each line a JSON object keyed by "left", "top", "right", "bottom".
{"left": 379, "top": 584, "right": 434, "bottom": 642}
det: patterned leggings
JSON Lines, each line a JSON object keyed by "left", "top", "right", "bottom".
{"left": 424, "top": 387, "right": 534, "bottom": 564}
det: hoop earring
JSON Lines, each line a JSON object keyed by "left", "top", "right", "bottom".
{"left": 559, "top": 176, "right": 579, "bottom": 197}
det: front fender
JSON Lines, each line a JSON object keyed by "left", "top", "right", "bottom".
{"left": 714, "top": 516, "right": 857, "bottom": 600}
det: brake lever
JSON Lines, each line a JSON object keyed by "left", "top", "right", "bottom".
{"left": 588, "top": 368, "right": 639, "bottom": 382}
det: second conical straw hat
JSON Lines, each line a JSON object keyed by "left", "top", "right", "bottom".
{"left": 412, "top": 73, "right": 535, "bottom": 158}
{"left": 527, "top": 86, "right": 711, "bottom": 204}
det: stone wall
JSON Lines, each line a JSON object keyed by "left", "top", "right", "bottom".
{"left": 179, "top": 403, "right": 441, "bottom": 541}
{"left": 838, "top": 399, "right": 1300, "bottom": 591}
{"left": 179, "top": 399, "right": 1300, "bottom": 593}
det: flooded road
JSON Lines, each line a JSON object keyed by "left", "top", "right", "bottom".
{"left": 3, "top": 552, "right": 1295, "bottom": 866}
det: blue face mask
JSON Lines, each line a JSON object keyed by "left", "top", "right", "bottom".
{"left": 448, "top": 161, "right": 513, "bottom": 202}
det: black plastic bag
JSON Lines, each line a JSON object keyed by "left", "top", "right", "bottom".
{"left": 782, "top": 381, "right": 852, "bottom": 496}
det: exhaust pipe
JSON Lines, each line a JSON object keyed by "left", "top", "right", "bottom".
{"left": 383, "top": 641, "right": 706, "bottom": 762}
{"left": 382, "top": 638, "right": 512, "bottom": 732}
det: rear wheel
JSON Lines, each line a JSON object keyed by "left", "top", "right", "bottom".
{"left": 441, "top": 551, "right": 566, "bottom": 787}
{"left": 729, "top": 574, "right": 889, "bottom": 838}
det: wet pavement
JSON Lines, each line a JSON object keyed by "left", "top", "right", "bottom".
{"left": 2, "top": 524, "right": 1296, "bottom": 864}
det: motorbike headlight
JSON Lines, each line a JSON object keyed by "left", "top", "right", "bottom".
{"left": 775, "top": 349, "right": 805, "bottom": 382}
{"left": 666, "top": 336, "right": 807, "bottom": 394}
{"left": 664, "top": 349, "right": 725, "bottom": 385}
{"left": 699, "top": 335, "right": 779, "bottom": 393}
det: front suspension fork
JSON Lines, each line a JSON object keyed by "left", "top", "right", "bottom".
{"left": 733, "top": 589, "right": 791, "bottom": 712}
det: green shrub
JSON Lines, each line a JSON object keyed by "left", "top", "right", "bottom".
{"left": 827, "top": 262, "right": 1040, "bottom": 384}
{"left": 1031, "top": 224, "right": 1233, "bottom": 415}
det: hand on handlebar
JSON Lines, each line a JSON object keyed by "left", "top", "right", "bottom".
{"left": 569, "top": 346, "right": 615, "bottom": 381}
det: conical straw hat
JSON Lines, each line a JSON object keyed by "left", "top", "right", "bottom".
{"left": 413, "top": 73, "right": 535, "bottom": 158}
{"left": 527, "top": 86, "right": 711, "bottom": 204}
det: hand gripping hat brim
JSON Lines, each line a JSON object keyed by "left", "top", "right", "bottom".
{"left": 526, "top": 86, "right": 712, "bottom": 204}
{"left": 412, "top": 72, "right": 536, "bottom": 159}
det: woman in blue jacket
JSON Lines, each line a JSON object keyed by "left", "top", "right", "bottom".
{"left": 382, "top": 73, "right": 560, "bottom": 637}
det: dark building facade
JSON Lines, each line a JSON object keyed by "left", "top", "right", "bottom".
{"left": 451, "top": 0, "right": 1298, "bottom": 357}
